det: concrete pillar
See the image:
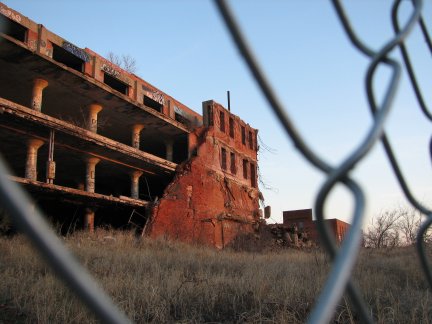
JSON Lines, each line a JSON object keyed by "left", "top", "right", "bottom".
{"left": 165, "top": 139, "right": 174, "bottom": 162}
{"left": 46, "top": 161, "right": 56, "bottom": 184}
{"left": 46, "top": 129, "right": 56, "bottom": 184}
{"left": 84, "top": 207, "right": 95, "bottom": 233}
{"left": 86, "top": 103, "right": 103, "bottom": 133}
{"left": 85, "top": 157, "right": 100, "bottom": 193}
{"left": 25, "top": 139, "right": 44, "bottom": 181}
{"left": 130, "top": 170, "right": 143, "bottom": 199}
{"left": 131, "top": 124, "right": 144, "bottom": 149}
{"left": 31, "top": 78, "right": 48, "bottom": 111}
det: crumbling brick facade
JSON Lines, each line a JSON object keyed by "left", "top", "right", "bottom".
{"left": 146, "top": 101, "right": 261, "bottom": 248}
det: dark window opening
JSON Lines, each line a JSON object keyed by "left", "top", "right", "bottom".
{"left": 104, "top": 73, "right": 129, "bottom": 95}
{"left": 243, "top": 159, "right": 248, "bottom": 179}
{"left": 250, "top": 163, "right": 257, "bottom": 188}
{"left": 248, "top": 131, "right": 253, "bottom": 149}
{"left": 219, "top": 111, "right": 225, "bottom": 132}
{"left": 144, "top": 95, "right": 163, "bottom": 112}
{"left": 0, "top": 15, "right": 27, "bottom": 42}
{"left": 207, "top": 105, "right": 213, "bottom": 126}
{"left": 241, "top": 126, "right": 246, "bottom": 145}
{"left": 229, "top": 117, "right": 235, "bottom": 138}
{"left": 52, "top": 44, "right": 84, "bottom": 72}
{"left": 221, "top": 148, "right": 227, "bottom": 170}
{"left": 230, "top": 152, "right": 236, "bottom": 174}
{"left": 175, "top": 113, "right": 191, "bottom": 127}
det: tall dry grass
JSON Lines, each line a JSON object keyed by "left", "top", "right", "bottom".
{"left": 0, "top": 229, "right": 430, "bottom": 323}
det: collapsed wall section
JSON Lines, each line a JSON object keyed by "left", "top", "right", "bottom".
{"left": 146, "top": 101, "right": 263, "bottom": 248}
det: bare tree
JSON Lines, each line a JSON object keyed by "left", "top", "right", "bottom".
{"left": 107, "top": 51, "right": 121, "bottom": 66}
{"left": 364, "top": 209, "right": 401, "bottom": 248}
{"left": 365, "top": 206, "right": 432, "bottom": 248}
{"left": 396, "top": 206, "right": 432, "bottom": 245}
{"left": 106, "top": 52, "right": 137, "bottom": 74}
{"left": 396, "top": 207, "right": 421, "bottom": 245}
{"left": 120, "top": 54, "right": 137, "bottom": 74}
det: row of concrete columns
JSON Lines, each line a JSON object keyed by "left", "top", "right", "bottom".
{"left": 24, "top": 139, "right": 145, "bottom": 232}
{"left": 30, "top": 78, "right": 176, "bottom": 162}
{"left": 24, "top": 141, "right": 145, "bottom": 199}
{"left": 27, "top": 77, "right": 179, "bottom": 233}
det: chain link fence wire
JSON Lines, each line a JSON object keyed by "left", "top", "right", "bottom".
{"left": 0, "top": 1, "right": 431, "bottom": 323}
{"left": 0, "top": 160, "right": 131, "bottom": 324}
{"left": 214, "top": 0, "right": 432, "bottom": 323}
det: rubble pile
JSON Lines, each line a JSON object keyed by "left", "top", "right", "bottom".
{"left": 227, "top": 222, "right": 315, "bottom": 252}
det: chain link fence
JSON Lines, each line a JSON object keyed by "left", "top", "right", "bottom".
{"left": 0, "top": 0, "right": 431, "bottom": 323}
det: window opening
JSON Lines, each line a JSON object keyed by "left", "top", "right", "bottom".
{"left": 52, "top": 43, "right": 84, "bottom": 72}
{"left": 248, "top": 131, "right": 253, "bottom": 149}
{"left": 219, "top": 111, "right": 225, "bottom": 132}
{"left": 175, "top": 113, "right": 190, "bottom": 126}
{"left": 229, "top": 117, "right": 235, "bottom": 138}
{"left": 241, "top": 126, "right": 246, "bottom": 145}
{"left": 0, "top": 15, "right": 27, "bottom": 42}
{"left": 250, "top": 162, "right": 257, "bottom": 188}
{"left": 221, "top": 148, "right": 227, "bottom": 170}
{"left": 243, "top": 159, "right": 248, "bottom": 179}
{"left": 207, "top": 105, "right": 213, "bottom": 126}
{"left": 144, "top": 95, "right": 163, "bottom": 112}
{"left": 230, "top": 152, "right": 236, "bottom": 174}
{"left": 104, "top": 73, "right": 129, "bottom": 95}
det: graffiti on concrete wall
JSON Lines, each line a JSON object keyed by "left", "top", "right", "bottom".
{"left": 149, "top": 91, "right": 165, "bottom": 105}
{"left": 28, "top": 40, "right": 37, "bottom": 51}
{"left": 28, "top": 39, "right": 47, "bottom": 51}
{"left": 0, "top": 5, "right": 21, "bottom": 23}
{"left": 62, "top": 41, "right": 91, "bottom": 62}
{"left": 101, "top": 62, "right": 121, "bottom": 79}
{"left": 142, "top": 86, "right": 165, "bottom": 105}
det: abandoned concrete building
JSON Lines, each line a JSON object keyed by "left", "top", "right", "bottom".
{"left": 0, "top": 3, "right": 263, "bottom": 248}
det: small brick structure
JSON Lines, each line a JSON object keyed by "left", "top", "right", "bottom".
{"left": 283, "top": 209, "right": 350, "bottom": 245}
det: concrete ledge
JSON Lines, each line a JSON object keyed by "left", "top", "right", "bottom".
{"left": 0, "top": 97, "right": 177, "bottom": 172}
{"left": 9, "top": 175, "right": 148, "bottom": 208}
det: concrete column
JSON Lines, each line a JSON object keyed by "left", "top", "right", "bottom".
{"left": 46, "top": 161, "right": 56, "bottom": 184}
{"left": 130, "top": 170, "right": 143, "bottom": 199}
{"left": 25, "top": 139, "right": 44, "bottom": 181}
{"left": 85, "top": 157, "right": 100, "bottom": 193}
{"left": 31, "top": 78, "right": 48, "bottom": 111}
{"left": 86, "top": 104, "right": 103, "bottom": 133}
{"left": 84, "top": 207, "right": 95, "bottom": 233}
{"left": 165, "top": 139, "right": 174, "bottom": 162}
{"left": 46, "top": 130, "right": 56, "bottom": 184}
{"left": 131, "top": 124, "right": 145, "bottom": 149}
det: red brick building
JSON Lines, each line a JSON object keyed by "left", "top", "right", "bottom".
{"left": 0, "top": 3, "right": 262, "bottom": 247}
{"left": 283, "top": 209, "right": 350, "bottom": 244}
{"left": 146, "top": 101, "right": 261, "bottom": 248}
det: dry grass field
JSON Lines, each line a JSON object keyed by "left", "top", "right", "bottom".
{"left": 0, "top": 229, "right": 431, "bottom": 323}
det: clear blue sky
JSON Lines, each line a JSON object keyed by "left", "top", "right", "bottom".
{"left": 3, "top": 0, "right": 432, "bottom": 226}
